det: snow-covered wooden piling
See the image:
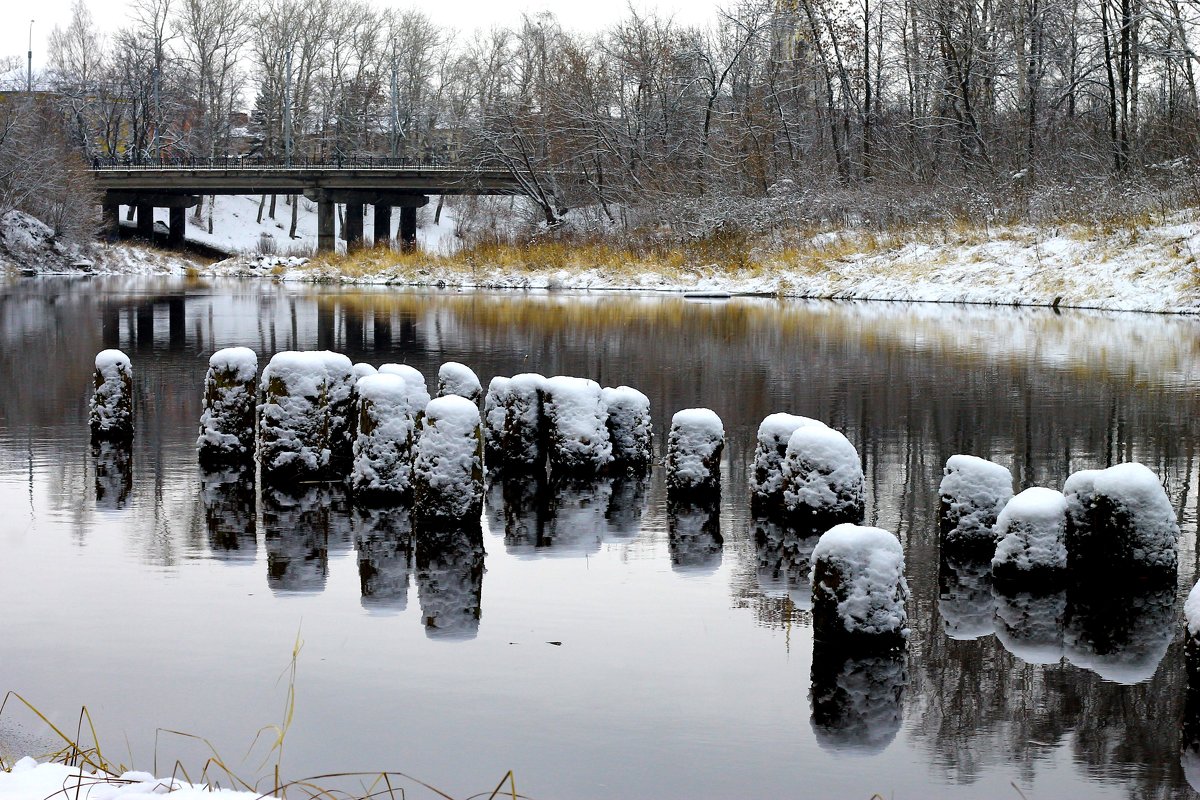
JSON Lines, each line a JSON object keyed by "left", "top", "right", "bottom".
{"left": 666, "top": 408, "right": 724, "bottom": 497}
{"left": 258, "top": 351, "right": 330, "bottom": 484}
{"left": 89, "top": 349, "right": 134, "bottom": 441}
{"left": 197, "top": 347, "right": 258, "bottom": 467}
{"left": 1186, "top": 581, "right": 1200, "bottom": 685}
{"left": 1064, "top": 462, "right": 1179, "bottom": 581}
{"left": 321, "top": 351, "right": 357, "bottom": 473}
{"left": 483, "top": 376, "right": 512, "bottom": 467}
{"left": 437, "top": 361, "right": 482, "bottom": 404}
{"left": 413, "top": 395, "right": 484, "bottom": 524}
{"left": 990, "top": 487, "right": 1068, "bottom": 585}
{"left": 750, "top": 413, "right": 827, "bottom": 516}
{"left": 352, "top": 362, "right": 378, "bottom": 380}
{"left": 543, "top": 376, "right": 612, "bottom": 476}
{"left": 602, "top": 386, "right": 652, "bottom": 470}
{"left": 810, "top": 524, "right": 909, "bottom": 649}
{"left": 938, "top": 454, "right": 1013, "bottom": 550}
{"left": 350, "top": 373, "right": 422, "bottom": 498}
{"left": 781, "top": 426, "right": 865, "bottom": 526}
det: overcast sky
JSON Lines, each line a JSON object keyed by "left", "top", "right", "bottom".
{"left": 2, "top": 0, "right": 717, "bottom": 74}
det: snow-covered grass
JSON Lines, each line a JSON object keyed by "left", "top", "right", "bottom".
{"left": 16, "top": 194, "right": 1200, "bottom": 314}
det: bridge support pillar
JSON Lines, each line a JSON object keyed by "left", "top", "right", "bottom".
{"left": 317, "top": 198, "right": 335, "bottom": 253}
{"left": 102, "top": 201, "right": 120, "bottom": 242}
{"left": 136, "top": 204, "right": 155, "bottom": 240}
{"left": 345, "top": 204, "right": 364, "bottom": 250}
{"left": 373, "top": 205, "right": 392, "bottom": 248}
{"left": 400, "top": 206, "right": 417, "bottom": 251}
{"left": 168, "top": 208, "right": 186, "bottom": 247}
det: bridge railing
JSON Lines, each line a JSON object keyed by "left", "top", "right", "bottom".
{"left": 90, "top": 155, "right": 477, "bottom": 172}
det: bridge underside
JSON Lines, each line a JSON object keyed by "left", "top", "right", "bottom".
{"left": 94, "top": 166, "right": 526, "bottom": 254}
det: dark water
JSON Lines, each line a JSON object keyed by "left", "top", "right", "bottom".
{"left": 2, "top": 277, "right": 1200, "bottom": 799}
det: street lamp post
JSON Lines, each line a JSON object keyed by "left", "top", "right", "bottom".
{"left": 27, "top": 20, "right": 34, "bottom": 93}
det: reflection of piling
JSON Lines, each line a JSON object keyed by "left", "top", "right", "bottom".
{"left": 938, "top": 454, "right": 1012, "bottom": 552}
{"left": 413, "top": 395, "right": 484, "bottom": 525}
{"left": 606, "top": 472, "right": 648, "bottom": 539}
{"left": 355, "top": 506, "right": 414, "bottom": 612}
{"left": 197, "top": 347, "right": 258, "bottom": 468}
{"left": 992, "top": 586, "right": 1065, "bottom": 665}
{"left": 666, "top": 408, "right": 723, "bottom": 498}
{"left": 602, "top": 386, "right": 652, "bottom": 470}
{"left": 200, "top": 467, "right": 257, "bottom": 559}
{"left": 258, "top": 351, "right": 331, "bottom": 484}
{"left": 437, "top": 361, "right": 482, "bottom": 404}
{"left": 1182, "top": 685, "right": 1200, "bottom": 794}
{"left": 754, "top": 519, "right": 818, "bottom": 609}
{"left": 89, "top": 349, "right": 134, "bottom": 441}
{"left": 489, "top": 475, "right": 548, "bottom": 549}
{"left": 1064, "top": 463, "right": 1179, "bottom": 582}
{"left": 1064, "top": 580, "right": 1173, "bottom": 684}
{"left": 543, "top": 376, "right": 612, "bottom": 477}
{"left": 667, "top": 498, "right": 723, "bottom": 573}
{"left": 93, "top": 440, "right": 132, "bottom": 509}
{"left": 938, "top": 553, "right": 994, "bottom": 641}
{"left": 750, "top": 414, "right": 826, "bottom": 517}
{"left": 810, "top": 524, "right": 908, "bottom": 649}
{"left": 810, "top": 647, "right": 907, "bottom": 755}
{"left": 990, "top": 487, "right": 1068, "bottom": 586}
{"left": 351, "top": 373, "right": 421, "bottom": 498}
{"left": 263, "top": 486, "right": 330, "bottom": 594}
{"left": 415, "top": 525, "right": 485, "bottom": 639}
{"left": 781, "top": 426, "right": 864, "bottom": 527}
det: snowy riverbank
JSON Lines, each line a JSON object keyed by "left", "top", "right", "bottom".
{"left": 0, "top": 757, "right": 262, "bottom": 798}
{"left": 9, "top": 202, "right": 1200, "bottom": 314}
{"left": 193, "top": 207, "right": 1200, "bottom": 314}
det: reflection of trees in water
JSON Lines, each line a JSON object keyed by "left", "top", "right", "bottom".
{"left": 355, "top": 506, "right": 413, "bottom": 612}
{"left": 93, "top": 440, "right": 132, "bottom": 509}
{"left": 667, "top": 499, "right": 722, "bottom": 575}
{"left": 810, "top": 647, "right": 907, "bottom": 755}
{"left": 415, "top": 524, "right": 485, "bottom": 639}
{"left": 263, "top": 486, "right": 331, "bottom": 594}
{"left": 199, "top": 467, "right": 256, "bottom": 560}
{"left": 938, "top": 553, "right": 994, "bottom": 641}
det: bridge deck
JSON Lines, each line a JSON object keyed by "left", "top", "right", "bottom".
{"left": 92, "top": 164, "right": 525, "bottom": 196}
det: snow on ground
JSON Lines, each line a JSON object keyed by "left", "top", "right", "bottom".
{"left": 16, "top": 198, "right": 1200, "bottom": 314}
{"left": 0, "top": 757, "right": 262, "bottom": 798}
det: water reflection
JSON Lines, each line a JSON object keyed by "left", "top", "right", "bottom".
{"left": 1063, "top": 582, "right": 1174, "bottom": 685}
{"left": 93, "top": 441, "right": 132, "bottom": 509}
{"left": 354, "top": 506, "right": 413, "bottom": 613}
{"left": 263, "top": 486, "right": 331, "bottom": 594}
{"left": 199, "top": 467, "right": 256, "bottom": 560}
{"left": 415, "top": 525, "right": 485, "bottom": 640}
{"left": 938, "top": 553, "right": 995, "bottom": 641}
{"left": 491, "top": 474, "right": 648, "bottom": 557}
{"left": 1182, "top": 688, "right": 1200, "bottom": 793}
{"left": 753, "top": 519, "right": 817, "bottom": 610}
{"left": 810, "top": 647, "right": 908, "bottom": 755}
{"left": 992, "top": 587, "right": 1066, "bottom": 666}
{"left": 667, "top": 499, "right": 723, "bottom": 575}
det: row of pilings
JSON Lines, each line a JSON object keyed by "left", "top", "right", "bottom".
{"left": 93, "top": 346, "right": 1197, "bottom": 748}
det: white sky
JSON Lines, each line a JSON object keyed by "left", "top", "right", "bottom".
{"left": 2, "top": 0, "right": 718, "bottom": 73}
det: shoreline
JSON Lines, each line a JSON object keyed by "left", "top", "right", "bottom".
{"left": 15, "top": 206, "right": 1200, "bottom": 316}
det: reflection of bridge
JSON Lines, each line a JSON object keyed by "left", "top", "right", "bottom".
{"left": 92, "top": 163, "right": 528, "bottom": 252}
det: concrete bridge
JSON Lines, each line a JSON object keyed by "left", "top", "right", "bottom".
{"left": 92, "top": 160, "right": 528, "bottom": 252}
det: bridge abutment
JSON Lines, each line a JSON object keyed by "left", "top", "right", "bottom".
{"left": 136, "top": 205, "right": 154, "bottom": 240}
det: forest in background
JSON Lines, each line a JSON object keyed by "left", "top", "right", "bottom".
{"left": 5, "top": 0, "right": 1200, "bottom": 250}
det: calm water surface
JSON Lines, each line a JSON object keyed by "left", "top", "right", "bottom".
{"left": 2, "top": 277, "right": 1200, "bottom": 799}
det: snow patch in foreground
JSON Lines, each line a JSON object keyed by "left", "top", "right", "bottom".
{"left": 0, "top": 757, "right": 262, "bottom": 798}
